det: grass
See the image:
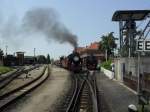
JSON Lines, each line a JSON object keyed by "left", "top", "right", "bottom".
{"left": 0, "top": 66, "right": 13, "bottom": 75}
{"left": 101, "top": 59, "right": 112, "bottom": 71}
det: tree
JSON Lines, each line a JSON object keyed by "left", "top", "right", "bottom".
{"left": 0, "top": 49, "right": 4, "bottom": 60}
{"left": 37, "top": 55, "right": 47, "bottom": 64}
{"left": 47, "top": 54, "right": 51, "bottom": 64}
{"left": 99, "top": 32, "right": 117, "bottom": 59}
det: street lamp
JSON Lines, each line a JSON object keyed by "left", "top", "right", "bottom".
{"left": 34, "top": 48, "right": 36, "bottom": 64}
{"left": 5, "top": 45, "right": 8, "bottom": 56}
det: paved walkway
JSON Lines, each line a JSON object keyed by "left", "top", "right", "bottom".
{"left": 96, "top": 73, "right": 138, "bottom": 112}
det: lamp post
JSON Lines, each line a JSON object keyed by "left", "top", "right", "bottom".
{"left": 34, "top": 48, "right": 36, "bottom": 64}
{"left": 105, "top": 49, "right": 107, "bottom": 62}
{"left": 137, "top": 51, "right": 141, "bottom": 94}
{"left": 5, "top": 45, "right": 8, "bottom": 56}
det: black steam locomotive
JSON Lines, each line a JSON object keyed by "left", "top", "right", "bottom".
{"left": 67, "top": 51, "right": 82, "bottom": 73}
{"left": 60, "top": 50, "right": 98, "bottom": 73}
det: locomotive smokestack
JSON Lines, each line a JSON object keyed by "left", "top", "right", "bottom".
{"left": 73, "top": 46, "right": 78, "bottom": 53}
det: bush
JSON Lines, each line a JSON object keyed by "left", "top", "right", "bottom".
{"left": 101, "top": 59, "right": 112, "bottom": 70}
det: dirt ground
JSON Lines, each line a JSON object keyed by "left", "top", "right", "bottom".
{"left": 2, "top": 66, "right": 71, "bottom": 112}
{"left": 0, "top": 66, "right": 45, "bottom": 95}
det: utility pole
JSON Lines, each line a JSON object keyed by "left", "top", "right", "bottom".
{"left": 105, "top": 49, "right": 107, "bottom": 62}
{"left": 137, "top": 51, "right": 142, "bottom": 107}
{"left": 137, "top": 52, "right": 140, "bottom": 94}
{"left": 34, "top": 48, "right": 36, "bottom": 64}
{"left": 6, "top": 45, "right": 8, "bottom": 56}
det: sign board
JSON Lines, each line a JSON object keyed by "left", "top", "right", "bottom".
{"left": 145, "top": 40, "right": 150, "bottom": 51}
{"left": 137, "top": 40, "right": 150, "bottom": 51}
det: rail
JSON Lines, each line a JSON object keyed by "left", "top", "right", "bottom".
{"left": 0, "top": 65, "right": 40, "bottom": 90}
{"left": 0, "top": 64, "right": 50, "bottom": 111}
{"left": 66, "top": 71, "right": 100, "bottom": 112}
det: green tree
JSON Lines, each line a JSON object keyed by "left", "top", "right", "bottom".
{"left": 37, "top": 55, "right": 47, "bottom": 64}
{"left": 0, "top": 49, "right": 4, "bottom": 60}
{"left": 47, "top": 54, "right": 51, "bottom": 64}
{"left": 99, "top": 32, "right": 117, "bottom": 59}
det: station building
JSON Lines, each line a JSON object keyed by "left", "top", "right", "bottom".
{"left": 76, "top": 42, "right": 105, "bottom": 64}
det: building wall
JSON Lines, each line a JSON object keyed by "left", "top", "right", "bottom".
{"left": 114, "top": 57, "right": 150, "bottom": 82}
{"left": 16, "top": 53, "right": 24, "bottom": 65}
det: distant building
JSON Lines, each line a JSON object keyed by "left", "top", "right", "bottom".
{"left": 3, "top": 55, "right": 17, "bottom": 66}
{"left": 86, "top": 42, "right": 99, "bottom": 50}
{"left": 16, "top": 52, "right": 25, "bottom": 66}
{"left": 76, "top": 42, "right": 105, "bottom": 63}
{"left": 75, "top": 47, "right": 85, "bottom": 54}
{"left": 24, "top": 56, "right": 35, "bottom": 65}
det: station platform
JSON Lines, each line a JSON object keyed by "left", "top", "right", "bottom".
{"left": 96, "top": 73, "right": 138, "bottom": 112}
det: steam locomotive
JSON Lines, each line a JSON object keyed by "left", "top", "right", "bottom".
{"left": 60, "top": 51, "right": 98, "bottom": 73}
{"left": 67, "top": 51, "right": 82, "bottom": 73}
{"left": 58, "top": 51, "right": 82, "bottom": 73}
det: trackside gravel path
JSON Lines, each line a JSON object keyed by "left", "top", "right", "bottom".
{"left": 2, "top": 66, "right": 71, "bottom": 112}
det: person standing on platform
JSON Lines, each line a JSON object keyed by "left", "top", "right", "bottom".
{"left": 111, "top": 61, "right": 115, "bottom": 79}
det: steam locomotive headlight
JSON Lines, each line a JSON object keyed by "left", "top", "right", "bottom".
{"left": 73, "top": 56, "right": 79, "bottom": 62}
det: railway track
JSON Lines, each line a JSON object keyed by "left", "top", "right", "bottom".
{"left": 0, "top": 67, "right": 24, "bottom": 89}
{"left": 57, "top": 71, "right": 101, "bottom": 112}
{"left": 0, "top": 65, "right": 40, "bottom": 90}
{"left": 0, "top": 64, "right": 50, "bottom": 111}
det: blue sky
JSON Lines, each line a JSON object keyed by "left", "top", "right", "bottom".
{"left": 0, "top": 0, "right": 149, "bottom": 59}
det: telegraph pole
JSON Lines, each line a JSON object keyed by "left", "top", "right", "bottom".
{"left": 34, "top": 48, "right": 36, "bottom": 64}
{"left": 137, "top": 51, "right": 140, "bottom": 94}
{"left": 105, "top": 49, "right": 107, "bottom": 62}
{"left": 6, "top": 45, "right": 8, "bottom": 56}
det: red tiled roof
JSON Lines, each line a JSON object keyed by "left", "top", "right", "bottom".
{"left": 72, "top": 42, "right": 104, "bottom": 60}
{"left": 76, "top": 42, "right": 101, "bottom": 54}
{"left": 87, "top": 42, "right": 99, "bottom": 50}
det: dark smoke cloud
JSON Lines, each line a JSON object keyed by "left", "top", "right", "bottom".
{"left": 0, "top": 7, "right": 78, "bottom": 48}
{"left": 0, "top": 15, "right": 23, "bottom": 48}
{"left": 22, "top": 8, "right": 78, "bottom": 47}
{"left": 1, "top": 15, "right": 18, "bottom": 39}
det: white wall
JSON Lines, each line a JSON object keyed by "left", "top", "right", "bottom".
{"left": 101, "top": 67, "right": 114, "bottom": 79}
{"left": 114, "top": 57, "right": 150, "bottom": 81}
